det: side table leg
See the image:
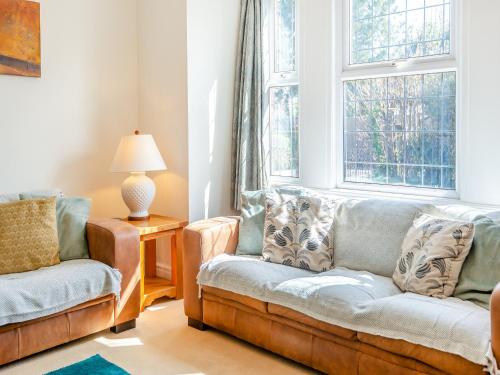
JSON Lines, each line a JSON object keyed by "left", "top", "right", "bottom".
{"left": 140, "top": 240, "right": 145, "bottom": 312}
{"left": 171, "top": 228, "right": 184, "bottom": 299}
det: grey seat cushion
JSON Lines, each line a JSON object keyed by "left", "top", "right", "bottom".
{"left": 198, "top": 254, "right": 315, "bottom": 301}
{"left": 334, "top": 198, "right": 432, "bottom": 277}
{"left": 271, "top": 267, "right": 402, "bottom": 313}
{"left": 0, "top": 259, "right": 121, "bottom": 326}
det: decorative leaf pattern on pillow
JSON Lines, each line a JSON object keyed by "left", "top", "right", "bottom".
{"left": 393, "top": 214, "right": 475, "bottom": 298}
{"left": 262, "top": 192, "right": 335, "bottom": 272}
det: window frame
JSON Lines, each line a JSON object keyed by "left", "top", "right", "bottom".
{"left": 264, "top": 0, "right": 302, "bottom": 183}
{"left": 343, "top": 0, "right": 458, "bottom": 71}
{"left": 333, "top": 0, "right": 461, "bottom": 198}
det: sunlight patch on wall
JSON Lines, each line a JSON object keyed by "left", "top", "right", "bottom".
{"left": 208, "top": 80, "right": 218, "bottom": 164}
{"left": 204, "top": 181, "right": 211, "bottom": 219}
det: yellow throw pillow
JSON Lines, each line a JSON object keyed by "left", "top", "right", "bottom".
{"left": 0, "top": 197, "right": 60, "bottom": 274}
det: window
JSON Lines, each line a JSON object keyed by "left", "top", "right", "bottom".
{"left": 340, "top": 0, "right": 457, "bottom": 193}
{"left": 350, "top": 0, "right": 451, "bottom": 64}
{"left": 267, "top": 0, "right": 300, "bottom": 178}
{"left": 270, "top": 85, "right": 299, "bottom": 177}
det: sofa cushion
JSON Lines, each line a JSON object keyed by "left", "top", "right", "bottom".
{"left": 0, "top": 198, "right": 60, "bottom": 275}
{"left": 393, "top": 213, "right": 475, "bottom": 298}
{"left": 454, "top": 217, "right": 500, "bottom": 309}
{"left": 54, "top": 197, "right": 91, "bottom": 261}
{"left": 19, "top": 189, "right": 63, "bottom": 199}
{"left": 198, "top": 254, "right": 315, "bottom": 302}
{"left": 236, "top": 190, "right": 266, "bottom": 256}
{"left": 0, "top": 259, "right": 121, "bottom": 326}
{"left": 0, "top": 194, "right": 19, "bottom": 203}
{"left": 334, "top": 198, "right": 432, "bottom": 277}
{"left": 267, "top": 303, "right": 357, "bottom": 340}
{"left": 357, "top": 332, "right": 484, "bottom": 375}
{"left": 270, "top": 267, "right": 402, "bottom": 315}
{"left": 202, "top": 285, "right": 268, "bottom": 313}
{"left": 263, "top": 192, "right": 335, "bottom": 272}
{"left": 20, "top": 194, "right": 91, "bottom": 261}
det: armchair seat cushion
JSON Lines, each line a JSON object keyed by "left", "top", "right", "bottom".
{"left": 0, "top": 259, "right": 121, "bottom": 326}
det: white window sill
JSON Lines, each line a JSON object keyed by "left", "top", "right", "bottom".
{"left": 270, "top": 183, "right": 500, "bottom": 212}
{"left": 335, "top": 182, "right": 459, "bottom": 200}
{"left": 325, "top": 187, "right": 500, "bottom": 211}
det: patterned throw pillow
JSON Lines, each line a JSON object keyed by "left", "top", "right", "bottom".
{"left": 393, "top": 213, "right": 475, "bottom": 298}
{"left": 263, "top": 192, "right": 335, "bottom": 272}
{"left": 0, "top": 197, "right": 60, "bottom": 275}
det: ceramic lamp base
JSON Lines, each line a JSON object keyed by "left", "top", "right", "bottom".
{"left": 121, "top": 172, "right": 155, "bottom": 221}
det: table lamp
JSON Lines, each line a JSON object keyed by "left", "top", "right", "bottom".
{"left": 110, "top": 130, "right": 167, "bottom": 221}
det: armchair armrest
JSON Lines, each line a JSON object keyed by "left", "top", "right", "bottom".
{"left": 492, "top": 283, "right": 500, "bottom": 368}
{"left": 183, "top": 216, "right": 239, "bottom": 323}
{"left": 86, "top": 218, "right": 141, "bottom": 325}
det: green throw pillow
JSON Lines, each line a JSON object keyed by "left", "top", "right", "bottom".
{"left": 19, "top": 189, "right": 63, "bottom": 199}
{"left": 454, "top": 217, "right": 500, "bottom": 309}
{"left": 236, "top": 190, "right": 265, "bottom": 256}
{"left": 20, "top": 193, "right": 91, "bottom": 261}
{"left": 55, "top": 197, "right": 91, "bottom": 260}
{"left": 0, "top": 194, "right": 20, "bottom": 203}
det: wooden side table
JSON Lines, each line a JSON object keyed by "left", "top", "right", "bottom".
{"left": 124, "top": 215, "right": 188, "bottom": 311}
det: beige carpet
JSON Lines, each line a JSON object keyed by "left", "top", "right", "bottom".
{"left": 0, "top": 299, "right": 316, "bottom": 374}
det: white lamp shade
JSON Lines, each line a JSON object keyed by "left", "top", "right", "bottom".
{"left": 110, "top": 134, "right": 167, "bottom": 173}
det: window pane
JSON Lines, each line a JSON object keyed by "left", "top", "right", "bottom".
{"left": 270, "top": 85, "right": 299, "bottom": 177}
{"left": 343, "top": 72, "right": 456, "bottom": 189}
{"left": 275, "top": 0, "right": 296, "bottom": 72}
{"left": 350, "top": 0, "right": 451, "bottom": 64}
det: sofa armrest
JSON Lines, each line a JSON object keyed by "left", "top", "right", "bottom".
{"left": 492, "top": 283, "right": 500, "bottom": 368}
{"left": 183, "top": 216, "right": 239, "bottom": 322}
{"left": 86, "top": 219, "right": 141, "bottom": 325}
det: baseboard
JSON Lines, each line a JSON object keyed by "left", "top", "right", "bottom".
{"left": 156, "top": 262, "right": 171, "bottom": 279}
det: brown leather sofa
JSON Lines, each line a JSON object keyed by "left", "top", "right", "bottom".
{"left": 184, "top": 217, "right": 499, "bottom": 375}
{"left": 0, "top": 218, "right": 141, "bottom": 366}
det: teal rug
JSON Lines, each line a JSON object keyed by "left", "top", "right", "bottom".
{"left": 45, "top": 355, "right": 130, "bottom": 375}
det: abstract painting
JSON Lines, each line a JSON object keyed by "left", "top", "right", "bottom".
{"left": 0, "top": 0, "right": 40, "bottom": 77}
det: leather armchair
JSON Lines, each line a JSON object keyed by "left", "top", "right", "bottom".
{"left": 183, "top": 216, "right": 239, "bottom": 327}
{"left": 0, "top": 218, "right": 141, "bottom": 366}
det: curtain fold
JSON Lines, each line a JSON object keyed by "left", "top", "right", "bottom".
{"left": 231, "top": 0, "right": 266, "bottom": 211}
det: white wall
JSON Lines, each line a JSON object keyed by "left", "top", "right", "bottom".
{"left": 138, "top": 0, "right": 189, "bottom": 220}
{"left": 137, "top": 0, "right": 189, "bottom": 279}
{"left": 186, "top": 0, "right": 240, "bottom": 221}
{"left": 459, "top": 0, "right": 500, "bottom": 205}
{"left": 297, "top": 0, "right": 333, "bottom": 189}
{"left": 0, "top": 0, "right": 139, "bottom": 218}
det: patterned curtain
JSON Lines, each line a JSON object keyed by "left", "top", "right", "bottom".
{"left": 231, "top": 0, "right": 267, "bottom": 211}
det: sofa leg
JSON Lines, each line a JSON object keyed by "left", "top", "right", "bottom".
{"left": 111, "top": 319, "right": 136, "bottom": 334}
{"left": 188, "top": 318, "right": 207, "bottom": 331}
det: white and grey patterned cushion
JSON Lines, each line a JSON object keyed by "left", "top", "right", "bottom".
{"left": 393, "top": 213, "right": 475, "bottom": 298}
{"left": 262, "top": 191, "right": 335, "bottom": 272}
